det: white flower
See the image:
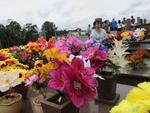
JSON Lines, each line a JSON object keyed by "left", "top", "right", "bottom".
{"left": 0, "top": 71, "right": 21, "bottom": 92}
{"left": 109, "top": 39, "right": 129, "bottom": 71}
{"left": 69, "top": 54, "right": 91, "bottom": 68}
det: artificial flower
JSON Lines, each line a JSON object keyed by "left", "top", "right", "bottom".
{"left": 110, "top": 82, "right": 150, "bottom": 113}
{"left": 54, "top": 40, "right": 70, "bottom": 54}
{"left": 81, "top": 46, "right": 99, "bottom": 59}
{"left": 0, "top": 71, "right": 21, "bottom": 92}
{"left": 48, "top": 58, "right": 97, "bottom": 108}
{"left": 44, "top": 48, "right": 69, "bottom": 64}
{"left": 0, "top": 53, "right": 8, "bottom": 61}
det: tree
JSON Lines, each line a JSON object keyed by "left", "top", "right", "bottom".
{"left": 56, "top": 30, "right": 69, "bottom": 36}
{"left": 5, "top": 20, "right": 22, "bottom": 46}
{"left": 22, "top": 23, "right": 39, "bottom": 43}
{"left": 0, "top": 24, "right": 7, "bottom": 48}
{"left": 41, "top": 21, "right": 57, "bottom": 40}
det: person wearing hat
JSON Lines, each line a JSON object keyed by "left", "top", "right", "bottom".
{"left": 91, "top": 18, "right": 107, "bottom": 45}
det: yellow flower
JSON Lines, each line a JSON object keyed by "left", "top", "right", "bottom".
{"left": 138, "top": 82, "right": 150, "bottom": 97}
{"left": 139, "top": 32, "right": 145, "bottom": 40}
{"left": 17, "top": 63, "right": 29, "bottom": 69}
{"left": 38, "top": 62, "right": 58, "bottom": 76}
{"left": 110, "top": 100, "right": 149, "bottom": 113}
{"left": 44, "top": 48, "right": 70, "bottom": 64}
{"left": 9, "top": 69, "right": 28, "bottom": 82}
{"left": 111, "top": 82, "right": 150, "bottom": 113}
{"left": 126, "top": 88, "right": 150, "bottom": 103}
{"left": 0, "top": 49, "right": 9, "bottom": 53}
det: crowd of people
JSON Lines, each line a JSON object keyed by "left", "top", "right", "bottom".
{"left": 87, "top": 16, "right": 137, "bottom": 35}
{"left": 85, "top": 16, "right": 143, "bottom": 46}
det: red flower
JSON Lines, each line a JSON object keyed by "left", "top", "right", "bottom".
{"left": 0, "top": 53, "right": 8, "bottom": 61}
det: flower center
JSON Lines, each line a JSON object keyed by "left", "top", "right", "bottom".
{"left": 5, "top": 79, "right": 11, "bottom": 84}
{"left": 73, "top": 81, "right": 82, "bottom": 89}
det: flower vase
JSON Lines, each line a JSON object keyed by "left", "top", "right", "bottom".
{"left": 33, "top": 95, "right": 45, "bottom": 113}
{"left": 32, "top": 92, "right": 55, "bottom": 113}
{"left": 0, "top": 93, "right": 23, "bottom": 113}
{"left": 96, "top": 72, "right": 120, "bottom": 105}
{"left": 41, "top": 94, "right": 79, "bottom": 113}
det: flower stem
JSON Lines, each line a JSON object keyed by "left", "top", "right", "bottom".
{"left": 39, "top": 88, "right": 46, "bottom": 98}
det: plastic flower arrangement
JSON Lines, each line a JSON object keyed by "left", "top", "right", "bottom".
{"left": 24, "top": 69, "right": 48, "bottom": 97}
{"left": 108, "top": 39, "right": 129, "bottom": 73}
{"left": 27, "top": 37, "right": 55, "bottom": 52}
{"left": 23, "top": 47, "right": 70, "bottom": 98}
{"left": 10, "top": 45, "right": 43, "bottom": 69}
{"left": 54, "top": 40, "right": 71, "bottom": 54}
{"left": 81, "top": 46, "right": 108, "bottom": 72}
{"left": 133, "top": 28, "right": 146, "bottom": 41}
{"left": 127, "top": 48, "right": 148, "bottom": 70}
{"left": 48, "top": 58, "right": 98, "bottom": 108}
{"left": 121, "top": 31, "right": 133, "bottom": 40}
{"left": 110, "top": 82, "right": 150, "bottom": 113}
{"left": 55, "top": 36, "right": 86, "bottom": 55}
{"left": 0, "top": 71, "right": 21, "bottom": 92}
{"left": 0, "top": 50, "right": 28, "bottom": 71}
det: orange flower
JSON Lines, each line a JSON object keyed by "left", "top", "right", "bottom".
{"left": 48, "top": 39, "right": 55, "bottom": 48}
{"left": 27, "top": 42, "right": 44, "bottom": 52}
{"left": 38, "top": 62, "right": 58, "bottom": 75}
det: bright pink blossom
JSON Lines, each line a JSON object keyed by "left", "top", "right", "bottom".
{"left": 82, "top": 46, "right": 108, "bottom": 71}
{"left": 48, "top": 58, "right": 97, "bottom": 108}
{"left": 48, "top": 65, "right": 68, "bottom": 91}
{"left": 81, "top": 46, "right": 99, "bottom": 59}
{"left": 25, "top": 74, "right": 39, "bottom": 86}
{"left": 10, "top": 46, "right": 20, "bottom": 51}
{"left": 54, "top": 40, "right": 71, "bottom": 54}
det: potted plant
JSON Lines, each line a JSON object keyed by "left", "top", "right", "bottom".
{"left": 82, "top": 39, "right": 129, "bottom": 104}
{"left": 0, "top": 49, "right": 29, "bottom": 99}
{"left": 41, "top": 58, "right": 98, "bottom": 113}
{"left": 24, "top": 47, "right": 70, "bottom": 113}
{"left": 24, "top": 69, "right": 51, "bottom": 113}
{"left": 0, "top": 71, "right": 23, "bottom": 113}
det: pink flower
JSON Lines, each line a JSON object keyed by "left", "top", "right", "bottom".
{"left": 65, "top": 58, "right": 97, "bottom": 108}
{"left": 82, "top": 46, "right": 108, "bottom": 71}
{"left": 66, "top": 37, "right": 85, "bottom": 54}
{"left": 10, "top": 46, "right": 20, "bottom": 51}
{"left": 54, "top": 40, "right": 71, "bottom": 54}
{"left": 25, "top": 74, "right": 39, "bottom": 86}
{"left": 90, "top": 51, "right": 108, "bottom": 71}
{"left": 48, "top": 65, "right": 68, "bottom": 91}
{"left": 67, "top": 37, "right": 84, "bottom": 47}
{"left": 81, "top": 46, "right": 99, "bottom": 59}
{"left": 95, "top": 50, "right": 108, "bottom": 61}
{"left": 48, "top": 58, "right": 98, "bottom": 108}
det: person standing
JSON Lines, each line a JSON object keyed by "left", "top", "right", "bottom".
{"left": 87, "top": 24, "right": 92, "bottom": 36}
{"left": 111, "top": 18, "right": 118, "bottom": 31}
{"left": 91, "top": 18, "right": 107, "bottom": 44}
{"left": 117, "top": 20, "right": 122, "bottom": 32}
{"left": 131, "top": 16, "right": 135, "bottom": 31}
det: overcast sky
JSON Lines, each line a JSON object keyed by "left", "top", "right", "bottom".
{"left": 0, "top": 0, "right": 150, "bottom": 30}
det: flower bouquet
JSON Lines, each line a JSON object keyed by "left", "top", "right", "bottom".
{"left": 127, "top": 48, "right": 148, "bottom": 70}
{"left": 81, "top": 39, "right": 129, "bottom": 104}
{"left": 41, "top": 57, "right": 97, "bottom": 113}
{"left": 133, "top": 28, "right": 146, "bottom": 41}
